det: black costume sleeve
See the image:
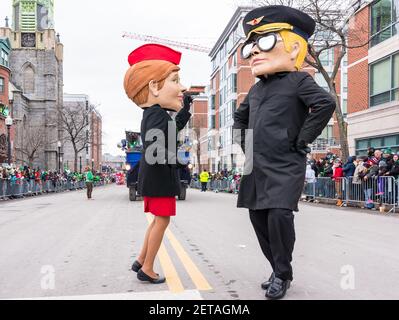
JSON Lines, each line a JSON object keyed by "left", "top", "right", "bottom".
{"left": 296, "top": 73, "right": 336, "bottom": 146}
{"left": 175, "top": 107, "right": 192, "bottom": 131}
{"left": 233, "top": 93, "right": 250, "bottom": 153}
{"left": 143, "top": 108, "right": 169, "bottom": 148}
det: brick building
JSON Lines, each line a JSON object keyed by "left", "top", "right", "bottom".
{"left": 180, "top": 86, "right": 209, "bottom": 173}
{"left": 208, "top": 6, "right": 255, "bottom": 173}
{"left": 346, "top": 0, "right": 399, "bottom": 155}
{"left": 207, "top": 6, "right": 348, "bottom": 171}
{"left": 0, "top": 36, "right": 12, "bottom": 164}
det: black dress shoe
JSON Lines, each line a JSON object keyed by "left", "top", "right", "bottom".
{"left": 265, "top": 277, "right": 291, "bottom": 300}
{"left": 261, "top": 272, "right": 275, "bottom": 290}
{"left": 137, "top": 269, "right": 166, "bottom": 284}
{"left": 131, "top": 260, "right": 142, "bottom": 273}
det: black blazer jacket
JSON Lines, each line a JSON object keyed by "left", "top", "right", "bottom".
{"left": 138, "top": 105, "right": 191, "bottom": 197}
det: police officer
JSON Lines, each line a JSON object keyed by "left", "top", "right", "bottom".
{"left": 233, "top": 5, "right": 336, "bottom": 299}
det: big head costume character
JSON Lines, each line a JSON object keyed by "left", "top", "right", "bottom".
{"left": 241, "top": 5, "right": 315, "bottom": 76}
{"left": 124, "top": 44, "right": 186, "bottom": 112}
{"left": 123, "top": 43, "right": 191, "bottom": 204}
{"left": 233, "top": 5, "right": 336, "bottom": 300}
{"left": 124, "top": 44, "right": 192, "bottom": 285}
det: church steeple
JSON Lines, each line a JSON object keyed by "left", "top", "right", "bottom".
{"left": 12, "top": 0, "right": 54, "bottom": 32}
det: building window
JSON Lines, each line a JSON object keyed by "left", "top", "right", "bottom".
{"left": 210, "top": 95, "right": 216, "bottom": 110}
{"left": 319, "top": 48, "right": 334, "bottom": 66}
{"left": 356, "top": 134, "right": 399, "bottom": 155}
{"left": 315, "top": 72, "right": 330, "bottom": 92}
{"left": 212, "top": 58, "right": 217, "bottom": 72}
{"left": 370, "top": 52, "right": 399, "bottom": 107}
{"left": 343, "top": 72, "right": 348, "bottom": 93}
{"left": 0, "top": 50, "right": 9, "bottom": 67}
{"left": 370, "top": 0, "right": 399, "bottom": 47}
{"left": 208, "top": 115, "right": 215, "bottom": 130}
{"left": 342, "top": 99, "right": 348, "bottom": 116}
{"left": 23, "top": 65, "right": 35, "bottom": 94}
{"left": 319, "top": 125, "right": 334, "bottom": 140}
{"left": 0, "top": 77, "right": 4, "bottom": 93}
{"left": 231, "top": 74, "right": 237, "bottom": 93}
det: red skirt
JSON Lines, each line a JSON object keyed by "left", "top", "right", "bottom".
{"left": 144, "top": 197, "right": 176, "bottom": 217}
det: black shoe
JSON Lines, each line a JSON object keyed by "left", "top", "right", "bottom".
{"left": 131, "top": 260, "right": 142, "bottom": 273}
{"left": 261, "top": 272, "right": 275, "bottom": 290}
{"left": 265, "top": 277, "right": 291, "bottom": 300}
{"left": 137, "top": 269, "right": 166, "bottom": 284}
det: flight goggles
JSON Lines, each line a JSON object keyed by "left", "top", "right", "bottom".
{"left": 241, "top": 32, "right": 283, "bottom": 60}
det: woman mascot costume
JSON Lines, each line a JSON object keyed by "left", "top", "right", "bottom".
{"left": 124, "top": 44, "right": 192, "bottom": 284}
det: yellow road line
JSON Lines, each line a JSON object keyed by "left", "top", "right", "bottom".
{"left": 165, "top": 229, "right": 213, "bottom": 291}
{"left": 145, "top": 215, "right": 184, "bottom": 293}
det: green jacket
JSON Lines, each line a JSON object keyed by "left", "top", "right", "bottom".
{"left": 85, "top": 171, "right": 94, "bottom": 182}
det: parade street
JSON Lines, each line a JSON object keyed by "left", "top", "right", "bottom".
{"left": 0, "top": 185, "right": 399, "bottom": 300}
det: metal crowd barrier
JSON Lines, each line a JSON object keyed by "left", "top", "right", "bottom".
{"left": 0, "top": 179, "right": 108, "bottom": 200}
{"left": 345, "top": 176, "right": 397, "bottom": 211}
{"left": 190, "top": 176, "right": 398, "bottom": 213}
{"left": 310, "top": 177, "right": 346, "bottom": 202}
{"left": 303, "top": 176, "right": 397, "bottom": 213}
{"left": 190, "top": 179, "right": 240, "bottom": 194}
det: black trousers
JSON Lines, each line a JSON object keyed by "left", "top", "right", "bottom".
{"left": 201, "top": 182, "right": 207, "bottom": 192}
{"left": 249, "top": 209, "right": 296, "bottom": 281}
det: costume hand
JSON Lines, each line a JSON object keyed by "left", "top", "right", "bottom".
{"left": 290, "top": 140, "right": 311, "bottom": 156}
{"left": 183, "top": 93, "right": 193, "bottom": 111}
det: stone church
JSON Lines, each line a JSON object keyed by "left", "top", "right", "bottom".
{"left": 0, "top": 0, "right": 64, "bottom": 170}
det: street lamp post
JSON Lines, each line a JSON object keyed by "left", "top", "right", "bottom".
{"left": 57, "top": 141, "right": 62, "bottom": 173}
{"left": 5, "top": 116, "right": 13, "bottom": 166}
{"left": 79, "top": 156, "right": 82, "bottom": 173}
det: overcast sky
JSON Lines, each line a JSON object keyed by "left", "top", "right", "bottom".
{"left": 0, "top": 0, "right": 253, "bottom": 156}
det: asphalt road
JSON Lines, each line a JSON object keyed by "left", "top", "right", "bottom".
{"left": 1, "top": 184, "right": 398, "bottom": 300}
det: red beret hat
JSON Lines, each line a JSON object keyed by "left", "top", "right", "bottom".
{"left": 128, "top": 44, "right": 182, "bottom": 66}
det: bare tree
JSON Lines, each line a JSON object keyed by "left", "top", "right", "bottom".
{"left": 251, "top": 0, "right": 370, "bottom": 160}
{"left": 192, "top": 116, "right": 208, "bottom": 173}
{"left": 15, "top": 126, "right": 46, "bottom": 167}
{"left": 59, "top": 103, "right": 95, "bottom": 172}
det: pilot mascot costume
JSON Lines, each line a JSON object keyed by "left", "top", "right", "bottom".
{"left": 233, "top": 5, "right": 336, "bottom": 299}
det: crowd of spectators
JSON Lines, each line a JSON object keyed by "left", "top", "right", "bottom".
{"left": 306, "top": 148, "right": 399, "bottom": 180}
{"left": 0, "top": 165, "right": 114, "bottom": 199}
{"left": 304, "top": 148, "right": 399, "bottom": 208}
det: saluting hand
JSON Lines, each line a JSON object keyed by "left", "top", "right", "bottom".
{"left": 183, "top": 93, "right": 193, "bottom": 111}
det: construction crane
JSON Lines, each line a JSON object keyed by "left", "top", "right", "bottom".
{"left": 122, "top": 31, "right": 212, "bottom": 54}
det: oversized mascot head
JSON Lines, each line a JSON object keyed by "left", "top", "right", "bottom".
{"left": 124, "top": 44, "right": 186, "bottom": 112}
{"left": 241, "top": 5, "right": 316, "bottom": 76}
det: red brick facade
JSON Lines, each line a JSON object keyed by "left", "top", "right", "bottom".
{"left": 0, "top": 64, "right": 12, "bottom": 164}
{"left": 347, "top": 5, "right": 370, "bottom": 114}
{"left": 186, "top": 86, "right": 208, "bottom": 172}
